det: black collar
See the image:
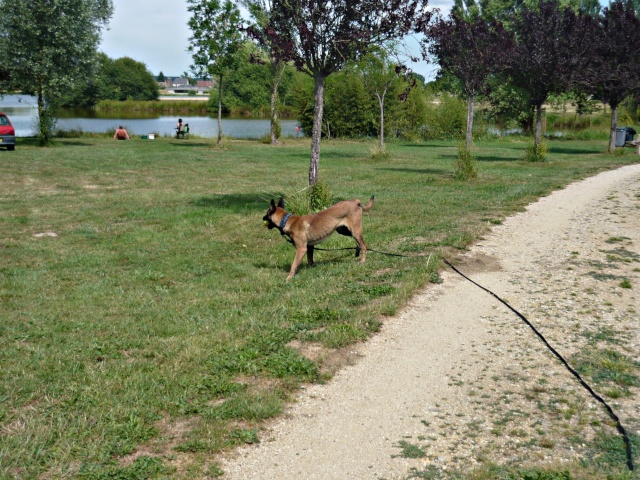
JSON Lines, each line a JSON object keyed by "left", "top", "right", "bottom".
{"left": 278, "top": 213, "right": 291, "bottom": 235}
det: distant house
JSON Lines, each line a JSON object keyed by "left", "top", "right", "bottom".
{"left": 173, "top": 77, "right": 190, "bottom": 87}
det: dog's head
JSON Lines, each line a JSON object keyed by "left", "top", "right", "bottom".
{"left": 263, "top": 196, "right": 285, "bottom": 229}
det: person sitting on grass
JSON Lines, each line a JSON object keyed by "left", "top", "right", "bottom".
{"left": 113, "top": 125, "right": 130, "bottom": 140}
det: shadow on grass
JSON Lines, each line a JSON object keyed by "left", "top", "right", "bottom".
{"left": 377, "top": 167, "right": 448, "bottom": 175}
{"left": 191, "top": 193, "right": 266, "bottom": 213}
{"left": 548, "top": 145, "right": 603, "bottom": 155}
{"left": 254, "top": 250, "right": 357, "bottom": 275}
{"left": 170, "top": 141, "right": 212, "bottom": 148}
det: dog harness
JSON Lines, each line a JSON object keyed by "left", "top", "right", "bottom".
{"left": 278, "top": 213, "right": 291, "bottom": 235}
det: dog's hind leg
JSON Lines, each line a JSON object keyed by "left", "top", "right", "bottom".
{"left": 336, "top": 226, "right": 360, "bottom": 258}
{"left": 353, "top": 234, "right": 366, "bottom": 263}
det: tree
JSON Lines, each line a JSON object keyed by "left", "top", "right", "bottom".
{"left": 0, "top": 0, "right": 113, "bottom": 145}
{"left": 267, "top": 0, "right": 431, "bottom": 185}
{"left": 61, "top": 55, "right": 159, "bottom": 107}
{"left": 423, "top": 14, "right": 512, "bottom": 150}
{"left": 102, "top": 57, "right": 159, "bottom": 101}
{"left": 353, "top": 48, "right": 407, "bottom": 151}
{"left": 507, "top": 0, "right": 596, "bottom": 153}
{"left": 187, "top": 0, "right": 243, "bottom": 146}
{"left": 243, "top": 0, "right": 288, "bottom": 145}
{"left": 589, "top": 0, "right": 640, "bottom": 152}
{"left": 157, "top": 71, "right": 166, "bottom": 83}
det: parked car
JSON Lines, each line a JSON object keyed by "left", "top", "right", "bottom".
{"left": 0, "top": 112, "right": 16, "bottom": 151}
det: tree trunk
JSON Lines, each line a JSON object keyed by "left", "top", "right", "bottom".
{"left": 377, "top": 92, "right": 385, "bottom": 150}
{"left": 466, "top": 95, "right": 475, "bottom": 151}
{"left": 609, "top": 104, "right": 618, "bottom": 153}
{"left": 309, "top": 73, "right": 325, "bottom": 186}
{"left": 37, "top": 84, "right": 46, "bottom": 146}
{"left": 270, "top": 60, "right": 285, "bottom": 145}
{"left": 535, "top": 103, "right": 543, "bottom": 149}
{"left": 217, "top": 74, "right": 224, "bottom": 146}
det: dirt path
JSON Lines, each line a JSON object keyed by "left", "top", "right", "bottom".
{"left": 220, "top": 164, "right": 640, "bottom": 479}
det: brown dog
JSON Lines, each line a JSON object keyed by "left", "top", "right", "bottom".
{"left": 263, "top": 196, "right": 374, "bottom": 280}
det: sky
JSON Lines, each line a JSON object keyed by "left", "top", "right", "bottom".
{"left": 98, "top": 0, "right": 453, "bottom": 81}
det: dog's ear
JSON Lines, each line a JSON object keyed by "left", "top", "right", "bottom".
{"left": 270, "top": 199, "right": 276, "bottom": 208}
{"left": 277, "top": 196, "right": 285, "bottom": 208}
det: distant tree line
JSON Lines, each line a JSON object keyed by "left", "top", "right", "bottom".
{"left": 185, "top": 0, "right": 640, "bottom": 184}
{"left": 61, "top": 54, "right": 159, "bottom": 107}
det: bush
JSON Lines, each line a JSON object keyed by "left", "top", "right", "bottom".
{"left": 281, "top": 180, "right": 333, "bottom": 216}
{"left": 524, "top": 141, "right": 549, "bottom": 162}
{"left": 309, "top": 180, "right": 333, "bottom": 211}
{"left": 454, "top": 145, "right": 478, "bottom": 180}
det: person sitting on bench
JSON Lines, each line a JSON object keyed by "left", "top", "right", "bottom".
{"left": 176, "top": 118, "right": 185, "bottom": 138}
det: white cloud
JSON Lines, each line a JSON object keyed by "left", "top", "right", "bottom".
{"left": 100, "top": 0, "right": 192, "bottom": 76}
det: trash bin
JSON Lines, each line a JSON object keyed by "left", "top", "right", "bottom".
{"left": 616, "top": 127, "right": 636, "bottom": 147}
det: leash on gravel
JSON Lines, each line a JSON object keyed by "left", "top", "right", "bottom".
{"left": 444, "top": 258, "right": 635, "bottom": 472}
{"left": 287, "top": 241, "right": 634, "bottom": 470}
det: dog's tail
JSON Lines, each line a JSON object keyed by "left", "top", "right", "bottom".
{"left": 360, "top": 195, "right": 375, "bottom": 212}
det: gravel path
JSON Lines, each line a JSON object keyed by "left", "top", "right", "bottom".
{"left": 220, "top": 164, "right": 640, "bottom": 479}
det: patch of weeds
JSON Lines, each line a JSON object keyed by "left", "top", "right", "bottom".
{"left": 573, "top": 348, "right": 640, "bottom": 388}
{"left": 208, "top": 390, "right": 286, "bottom": 421}
{"left": 393, "top": 440, "right": 427, "bottom": 459}
{"left": 604, "top": 387, "right": 632, "bottom": 399}
{"left": 175, "top": 439, "right": 214, "bottom": 453}
{"left": 229, "top": 428, "right": 259, "bottom": 445}
{"left": 314, "top": 322, "right": 367, "bottom": 348}
{"left": 406, "top": 465, "right": 574, "bottom": 480}
{"left": 370, "top": 143, "right": 391, "bottom": 160}
{"left": 207, "top": 463, "right": 225, "bottom": 478}
{"left": 606, "top": 236, "right": 631, "bottom": 244}
{"left": 539, "top": 437, "right": 556, "bottom": 449}
{"left": 582, "top": 326, "right": 621, "bottom": 345}
{"left": 78, "top": 456, "right": 172, "bottom": 478}
{"left": 620, "top": 279, "right": 632, "bottom": 289}
{"left": 585, "top": 431, "right": 640, "bottom": 475}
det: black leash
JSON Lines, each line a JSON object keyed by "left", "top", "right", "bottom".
{"left": 444, "top": 259, "right": 635, "bottom": 472}
{"left": 313, "top": 245, "right": 412, "bottom": 258}
{"left": 281, "top": 237, "right": 635, "bottom": 470}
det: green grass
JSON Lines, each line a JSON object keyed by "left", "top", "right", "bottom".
{"left": 1, "top": 136, "right": 638, "bottom": 478}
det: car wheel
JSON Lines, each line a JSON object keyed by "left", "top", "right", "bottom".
{"left": 7, "top": 145, "right": 15, "bottom": 151}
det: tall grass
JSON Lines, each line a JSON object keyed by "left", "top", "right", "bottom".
{"left": 0, "top": 136, "right": 638, "bottom": 478}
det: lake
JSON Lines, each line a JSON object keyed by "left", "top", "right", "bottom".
{"left": 0, "top": 95, "right": 302, "bottom": 139}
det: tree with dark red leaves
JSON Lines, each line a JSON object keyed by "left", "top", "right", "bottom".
{"left": 422, "top": 14, "right": 513, "bottom": 150}
{"left": 590, "top": 0, "right": 640, "bottom": 152}
{"left": 266, "top": 0, "right": 431, "bottom": 185}
{"left": 507, "top": 0, "right": 598, "bottom": 153}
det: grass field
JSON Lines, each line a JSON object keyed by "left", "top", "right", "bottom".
{"left": 1, "top": 135, "right": 638, "bottom": 478}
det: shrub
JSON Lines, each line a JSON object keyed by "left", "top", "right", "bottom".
{"left": 524, "top": 141, "right": 549, "bottom": 162}
{"left": 309, "top": 179, "right": 333, "bottom": 212}
{"left": 282, "top": 180, "right": 334, "bottom": 216}
{"left": 454, "top": 144, "right": 478, "bottom": 180}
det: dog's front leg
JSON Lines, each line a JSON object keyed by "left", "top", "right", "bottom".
{"left": 287, "top": 246, "right": 307, "bottom": 280}
{"left": 307, "top": 245, "right": 315, "bottom": 266}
